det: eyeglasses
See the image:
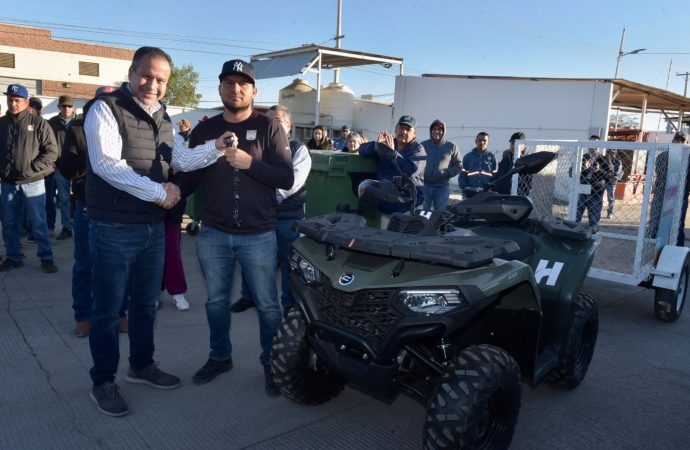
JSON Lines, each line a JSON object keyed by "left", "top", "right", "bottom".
{"left": 59, "top": 105, "right": 73, "bottom": 108}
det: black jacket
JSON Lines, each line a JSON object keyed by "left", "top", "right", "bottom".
{"left": 48, "top": 113, "right": 76, "bottom": 162}
{"left": 0, "top": 109, "right": 58, "bottom": 184}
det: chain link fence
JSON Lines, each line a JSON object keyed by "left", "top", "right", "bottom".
{"left": 510, "top": 140, "right": 689, "bottom": 285}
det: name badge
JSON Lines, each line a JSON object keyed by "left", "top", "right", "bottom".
{"left": 246, "top": 130, "right": 257, "bottom": 141}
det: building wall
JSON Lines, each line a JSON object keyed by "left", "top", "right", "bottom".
{"left": 393, "top": 76, "right": 612, "bottom": 154}
{"left": 0, "top": 24, "right": 133, "bottom": 100}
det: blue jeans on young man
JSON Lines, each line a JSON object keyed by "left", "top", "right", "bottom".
{"left": 240, "top": 217, "right": 301, "bottom": 311}
{"left": 72, "top": 202, "right": 126, "bottom": 322}
{"left": 422, "top": 185, "right": 451, "bottom": 211}
{"left": 88, "top": 220, "right": 163, "bottom": 386}
{"left": 1, "top": 180, "right": 54, "bottom": 262}
{"left": 197, "top": 226, "right": 281, "bottom": 366}
{"left": 576, "top": 192, "right": 603, "bottom": 227}
{"left": 55, "top": 170, "right": 73, "bottom": 231}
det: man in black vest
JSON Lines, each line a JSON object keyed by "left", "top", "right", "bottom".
{"left": 84, "top": 47, "right": 184, "bottom": 417}
{"left": 231, "top": 104, "right": 312, "bottom": 315}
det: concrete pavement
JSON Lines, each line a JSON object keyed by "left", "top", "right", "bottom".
{"left": 1, "top": 229, "right": 689, "bottom": 449}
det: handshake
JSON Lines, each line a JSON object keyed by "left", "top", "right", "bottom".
{"left": 156, "top": 182, "right": 181, "bottom": 210}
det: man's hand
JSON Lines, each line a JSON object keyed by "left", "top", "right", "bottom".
{"left": 155, "top": 182, "right": 181, "bottom": 209}
{"left": 216, "top": 131, "right": 238, "bottom": 150}
{"left": 377, "top": 130, "right": 394, "bottom": 150}
{"left": 224, "top": 147, "right": 252, "bottom": 170}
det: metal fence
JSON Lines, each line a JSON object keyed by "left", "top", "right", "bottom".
{"left": 511, "top": 140, "right": 689, "bottom": 286}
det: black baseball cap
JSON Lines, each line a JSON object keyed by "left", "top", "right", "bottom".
{"left": 218, "top": 59, "right": 256, "bottom": 85}
{"left": 397, "top": 115, "right": 416, "bottom": 128}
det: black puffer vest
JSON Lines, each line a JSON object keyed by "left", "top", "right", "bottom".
{"left": 276, "top": 139, "right": 307, "bottom": 220}
{"left": 86, "top": 85, "right": 173, "bottom": 223}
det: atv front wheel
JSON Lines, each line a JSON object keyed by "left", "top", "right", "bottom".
{"left": 271, "top": 308, "right": 345, "bottom": 405}
{"left": 654, "top": 256, "right": 689, "bottom": 323}
{"left": 423, "top": 344, "right": 521, "bottom": 450}
{"left": 544, "top": 291, "right": 598, "bottom": 389}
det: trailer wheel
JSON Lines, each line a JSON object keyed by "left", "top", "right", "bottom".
{"left": 271, "top": 309, "right": 345, "bottom": 405}
{"left": 544, "top": 291, "right": 598, "bottom": 390}
{"left": 185, "top": 221, "right": 200, "bottom": 236}
{"left": 654, "top": 257, "right": 689, "bottom": 323}
{"left": 423, "top": 344, "right": 521, "bottom": 450}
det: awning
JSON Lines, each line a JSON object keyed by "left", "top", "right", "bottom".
{"left": 252, "top": 52, "right": 318, "bottom": 80}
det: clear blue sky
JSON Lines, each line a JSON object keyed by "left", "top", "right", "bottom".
{"left": 4, "top": 0, "right": 690, "bottom": 108}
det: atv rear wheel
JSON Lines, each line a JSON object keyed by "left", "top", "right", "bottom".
{"left": 271, "top": 308, "right": 345, "bottom": 405}
{"left": 423, "top": 344, "right": 521, "bottom": 450}
{"left": 654, "top": 256, "right": 689, "bottom": 323}
{"left": 544, "top": 291, "right": 598, "bottom": 389}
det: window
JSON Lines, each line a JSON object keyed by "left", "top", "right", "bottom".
{"left": 79, "top": 61, "right": 99, "bottom": 77}
{"left": 0, "top": 53, "right": 15, "bottom": 69}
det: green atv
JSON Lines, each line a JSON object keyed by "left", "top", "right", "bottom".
{"left": 271, "top": 152, "right": 600, "bottom": 449}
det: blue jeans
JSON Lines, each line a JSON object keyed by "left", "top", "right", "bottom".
{"left": 422, "top": 185, "right": 451, "bottom": 211}
{"left": 197, "top": 226, "right": 280, "bottom": 365}
{"left": 88, "top": 220, "right": 164, "bottom": 386}
{"left": 1, "top": 180, "right": 53, "bottom": 262}
{"left": 240, "top": 217, "right": 300, "bottom": 310}
{"left": 55, "top": 170, "right": 73, "bottom": 230}
{"left": 72, "top": 202, "right": 126, "bottom": 322}
{"left": 576, "top": 192, "right": 603, "bottom": 227}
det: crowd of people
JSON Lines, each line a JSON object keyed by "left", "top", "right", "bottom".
{"left": 1, "top": 44, "right": 688, "bottom": 420}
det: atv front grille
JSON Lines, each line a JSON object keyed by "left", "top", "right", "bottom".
{"left": 314, "top": 286, "right": 400, "bottom": 347}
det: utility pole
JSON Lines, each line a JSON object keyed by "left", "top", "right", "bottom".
{"left": 614, "top": 28, "right": 645, "bottom": 79}
{"left": 677, "top": 72, "right": 690, "bottom": 97}
{"left": 334, "top": 0, "right": 343, "bottom": 84}
{"left": 677, "top": 71, "right": 689, "bottom": 130}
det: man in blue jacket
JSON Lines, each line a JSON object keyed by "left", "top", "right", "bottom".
{"left": 358, "top": 115, "right": 426, "bottom": 225}
{"left": 458, "top": 132, "right": 496, "bottom": 192}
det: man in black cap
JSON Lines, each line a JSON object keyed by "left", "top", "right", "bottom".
{"left": 0, "top": 84, "right": 58, "bottom": 273}
{"left": 333, "top": 125, "right": 351, "bottom": 151}
{"left": 495, "top": 131, "right": 530, "bottom": 195}
{"left": 358, "top": 115, "right": 426, "bottom": 224}
{"left": 175, "top": 59, "right": 293, "bottom": 396}
{"left": 48, "top": 95, "right": 77, "bottom": 240}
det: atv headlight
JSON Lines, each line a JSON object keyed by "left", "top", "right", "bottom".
{"left": 398, "top": 289, "right": 468, "bottom": 315}
{"left": 289, "top": 249, "right": 319, "bottom": 284}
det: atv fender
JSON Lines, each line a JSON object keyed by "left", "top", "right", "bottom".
{"left": 651, "top": 245, "right": 690, "bottom": 291}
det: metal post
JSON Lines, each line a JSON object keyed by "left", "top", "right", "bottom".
{"left": 334, "top": 0, "right": 342, "bottom": 84}
{"left": 676, "top": 71, "right": 689, "bottom": 129}
{"left": 614, "top": 28, "right": 626, "bottom": 79}
{"left": 316, "top": 54, "right": 322, "bottom": 126}
{"left": 638, "top": 95, "right": 648, "bottom": 142}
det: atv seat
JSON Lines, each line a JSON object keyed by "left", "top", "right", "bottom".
{"left": 470, "top": 225, "right": 536, "bottom": 261}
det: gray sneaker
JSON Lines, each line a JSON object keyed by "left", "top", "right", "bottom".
{"left": 125, "top": 363, "right": 180, "bottom": 389}
{"left": 91, "top": 382, "right": 129, "bottom": 417}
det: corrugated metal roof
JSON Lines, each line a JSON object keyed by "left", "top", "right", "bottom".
{"left": 252, "top": 51, "right": 318, "bottom": 80}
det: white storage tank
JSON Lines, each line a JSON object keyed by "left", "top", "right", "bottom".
{"left": 320, "top": 82, "right": 355, "bottom": 131}
{"left": 279, "top": 78, "right": 316, "bottom": 127}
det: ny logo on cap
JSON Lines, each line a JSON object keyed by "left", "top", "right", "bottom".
{"left": 233, "top": 61, "right": 243, "bottom": 72}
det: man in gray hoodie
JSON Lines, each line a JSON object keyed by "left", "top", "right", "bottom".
{"left": 421, "top": 119, "right": 461, "bottom": 211}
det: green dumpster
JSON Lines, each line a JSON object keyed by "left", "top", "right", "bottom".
{"left": 305, "top": 150, "right": 380, "bottom": 227}
{"left": 184, "top": 185, "right": 204, "bottom": 235}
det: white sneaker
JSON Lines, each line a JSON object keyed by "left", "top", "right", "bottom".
{"left": 172, "top": 294, "right": 190, "bottom": 311}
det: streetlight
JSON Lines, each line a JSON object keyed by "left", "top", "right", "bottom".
{"left": 614, "top": 28, "right": 645, "bottom": 79}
